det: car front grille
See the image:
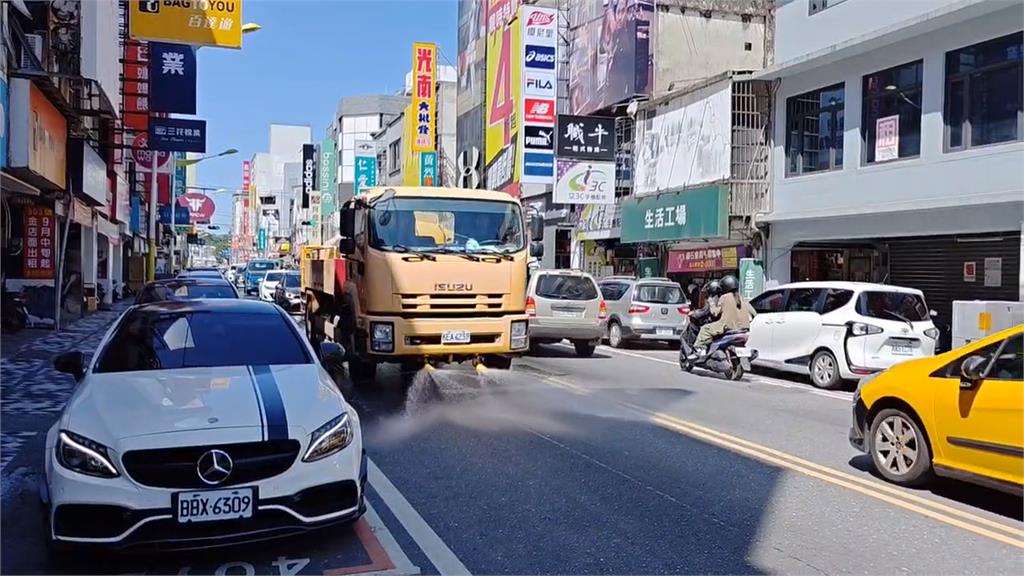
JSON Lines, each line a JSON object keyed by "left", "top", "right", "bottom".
{"left": 400, "top": 293, "right": 504, "bottom": 313}
{"left": 121, "top": 440, "right": 300, "bottom": 489}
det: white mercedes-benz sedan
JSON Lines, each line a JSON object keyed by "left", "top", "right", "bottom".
{"left": 43, "top": 299, "right": 363, "bottom": 550}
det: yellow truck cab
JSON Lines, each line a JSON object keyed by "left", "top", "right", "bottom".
{"left": 304, "top": 186, "right": 543, "bottom": 384}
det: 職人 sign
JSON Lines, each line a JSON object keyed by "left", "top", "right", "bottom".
{"left": 621, "top": 184, "right": 728, "bottom": 244}
{"left": 130, "top": 0, "right": 243, "bottom": 49}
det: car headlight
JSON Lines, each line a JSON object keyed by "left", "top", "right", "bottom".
{"left": 371, "top": 322, "right": 394, "bottom": 352}
{"left": 302, "top": 413, "right": 353, "bottom": 462}
{"left": 57, "top": 431, "right": 119, "bottom": 478}
{"left": 511, "top": 320, "right": 528, "bottom": 349}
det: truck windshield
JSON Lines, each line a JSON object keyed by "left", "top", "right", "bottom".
{"left": 369, "top": 197, "right": 524, "bottom": 254}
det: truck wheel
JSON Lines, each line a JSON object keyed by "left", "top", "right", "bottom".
{"left": 487, "top": 356, "right": 513, "bottom": 370}
{"left": 348, "top": 358, "right": 377, "bottom": 387}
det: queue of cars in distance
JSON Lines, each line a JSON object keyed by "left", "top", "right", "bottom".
{"left": 273, "top": 271, "right": 303, "bottom": 312}
{"left": 136, "top": 278, "right": 239, "bottom": 304}
{"left": 45, "top": 300, "right": 363, "bottom": 550}
{"left": 850, "top": 324, "right": 1022, "bottom": 495}
{"left": 259, "top": 270, "right": 288, "bottom": 303}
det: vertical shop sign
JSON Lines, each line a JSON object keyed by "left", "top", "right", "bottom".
{"left": 148, "top": 42, "right": 197, "bottom": 113}
{"left": 301, "top": 144, "right": 317, "bottom": 209}
{"left": 739, "top": 258, "right": 765, "bottom": 300}
{"left": 123, "top": 41, "right": 149, "bottom": 131}
{"left": 420, "top": 151, "right": 438, "bottom": 186}
{"left": 485, "top": 6, "right": 521, "bottom": 194}
{"left": 519, "top": 5, "right": 557, "bottom": 184}
{"left": 23, "top": 206, "right": 57, "bottom": 279}
{"left": 319, "top": 136, "right": 337, "bottom": 220}
{"left": 241, "top": 160, "right": 251, "bottom": 237}
{"left": 355, "top": 140, "right": 377, "bottom": 195}
{"left": 412, "top": 43, "right": 437, "bottom": 152}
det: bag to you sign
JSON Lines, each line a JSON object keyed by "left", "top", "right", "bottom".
{"left": 554, "top": 159, "right": 615, "bottom": 205}
{"left": 130, "top": 0, "right": 243, "bottom": 49}
{"left": 556, "top": 115, "right": 615, "bottom": 161}
{"left": 621, "top": 184, "right": 728, "bottom": 243}
{"left": 301, "top": 144, "right": 317, "bottom": 209}
{"left": 149, "top": 42, "right": 197, "bottom": 114}
{"left": 150, "top": 118, "right": 207, "bottom": 152}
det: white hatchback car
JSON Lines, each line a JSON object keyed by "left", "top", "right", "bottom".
{"left": 259, "top": 269, "right": 288, "bottom": 302}
{"left": 746, "top": 282, "right": 939, "bottom": 389}
{"left": 44, "top": 299, "right": 363, "bottom": 550}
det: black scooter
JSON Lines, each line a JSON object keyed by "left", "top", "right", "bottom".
{"left": 2, "top": 281, "right": 29, "bottom": 332}
{"left": 678, "top": 306, "right": 757, "bottom": 380}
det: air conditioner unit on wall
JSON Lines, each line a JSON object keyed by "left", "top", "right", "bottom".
{"left": 21, "top": 33, "right": 44, "bottom": 70}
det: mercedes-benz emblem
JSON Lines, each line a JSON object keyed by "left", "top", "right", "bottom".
{"left": 196, "top": 449, "right": 233, "bottom": 485}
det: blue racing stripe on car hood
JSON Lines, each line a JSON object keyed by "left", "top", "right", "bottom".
{"left": 252, "top": 365, "right": 289, "bottom": 440}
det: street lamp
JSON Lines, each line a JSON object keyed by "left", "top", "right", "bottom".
{"left": 168, "top": 148, "right": 238, "bottom": 273}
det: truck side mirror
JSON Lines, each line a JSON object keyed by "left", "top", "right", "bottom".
{"left": 339, "top": 237, "right": 355, "bottom": 255}
{"left": 528, "top": 216, "right": 544, "bottom": 241}
{"left": 338, "top": 207, "right": 356, "bottom": 255}
{"left": 530, "top": 241, "right": 544, "bottom": 259}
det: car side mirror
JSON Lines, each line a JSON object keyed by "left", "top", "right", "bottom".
{"left": 530, "top": 240, "right": 544, "bottom": 259}
{"left": 54, "top": 351, "right": 85, "bottom": 382}
{"left": 959, "top": 355, "right": 988, "bottom": 388}
{"left": 319, "top": 341, "right": 346, "bottom": 367}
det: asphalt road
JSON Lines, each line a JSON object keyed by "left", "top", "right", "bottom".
{"left": 3, "top": 302, "right": 1021, "bottom": 574}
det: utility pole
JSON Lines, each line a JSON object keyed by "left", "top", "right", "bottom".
{"left": 147, "top": 164, "right": 157, "bottom": 281}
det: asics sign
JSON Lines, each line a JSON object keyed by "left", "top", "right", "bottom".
{"left": 525, "top": 73, "right": 555, "bottom": 97}
{"left": 524, "top": 45, "right": 556, "bottom": 69}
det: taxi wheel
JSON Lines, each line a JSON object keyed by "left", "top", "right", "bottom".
{"left": 810, "top": 350, "right": 842, "bottom": 389}
{"left": 868, "top": 408, "right": 933, "bottom": 487}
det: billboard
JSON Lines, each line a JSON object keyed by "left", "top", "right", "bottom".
{"left": 556, "top": 115, "right": 616, "bottom": 160}
{"left": 456, "top": 0, "right": 487, "bottom": 188}
{"left": 518, "top": 5, "right": 557, "bottom": 185}
{"left": 554, "top": 159, "right": 616, "bottom": 205}
{"left": 634, "top": 80, "right": 732, "bottom": 195}
{"left": 411, "top": 43, "right": 437, "bottom": 152}
{"left": 568, "top": 0, "right": 655, "bottom": 116}
{"left": 130, "top": 0, "right": 243, "bottom": 49}
{"left": 150, "top": 118, "right": 207, "bottom": 152}
{"left": 484, "top": 9, "right": 521, "bottom": 193}
{"left": 301, "top": 143, "right": 316, "bottom": 208}
{"left": 123, "top": 41, "right": 149, "bottom": 131}
{"left": 23, "top": 206, "right": 57, "bottom": 279}
{"left": 149, "top": 43, "right": 197, "bottom": 114}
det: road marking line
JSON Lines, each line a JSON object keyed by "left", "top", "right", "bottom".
{"left": 537, "top": 375, "right": 1024, "bottom": 546}
{"left": 355, "top": 500, "right": 421, "bottom": 576}
{"left": 576, "top": 344, "right": 852, "bottom": 401}
{"left": 367, "top": 458, "right": 471, "bottom": 576}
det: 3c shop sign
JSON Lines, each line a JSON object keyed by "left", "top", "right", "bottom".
{"left": 524, "top": 45, "right": 555, "bottom": 69}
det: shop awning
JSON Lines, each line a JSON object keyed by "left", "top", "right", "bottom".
{"left": 1, "top": 172, "right": 42, "bottom": 197}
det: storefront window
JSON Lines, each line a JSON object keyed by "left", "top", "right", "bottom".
{"left": 785, "top": 83, "right": 845, "bottom": 175}
{"left": 862, "top": 60, "right": 923, "bottom": 163}
{"left": 945, "top": 32, "right": 1024, "bottom": 150}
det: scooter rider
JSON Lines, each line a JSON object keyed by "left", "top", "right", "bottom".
{"left": 683, "top": 280, "right": 722, "bottom": 347}
{"left": 690, "top": 275, "right": 756, "bottom": 359}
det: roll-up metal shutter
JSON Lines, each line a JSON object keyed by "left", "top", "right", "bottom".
{"left": 887, "top": 232, "right": 1021, "bottom": 349}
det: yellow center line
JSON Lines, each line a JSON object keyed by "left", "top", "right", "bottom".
{"left": 538, "top": 375, "right": 1024, "bottom": 548}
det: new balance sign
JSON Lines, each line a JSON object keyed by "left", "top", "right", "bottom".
{"left": 524, "top": 45, "right": 556, "bottom": 69}
{"left": 524, "top": 99, "right": 555, "bottom": 123}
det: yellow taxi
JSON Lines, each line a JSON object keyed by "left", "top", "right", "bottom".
{"left": 849, "top": 324, "right": 1022, "bottom": 494}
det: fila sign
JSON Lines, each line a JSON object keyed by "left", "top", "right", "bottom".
{"left": 525, "top": 72, "right": 556, "bottom": 97}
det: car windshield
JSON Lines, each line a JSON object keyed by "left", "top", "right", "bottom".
{"left": 248, "top": 261, "right": 278, "bottom": 272}
{"left": 369, "top": 197, "right": 524, "bottom": 254}
{"left": 635, "top": 284, "right": 685, "bottom": 304}
{"left": 857, "top": 290, "right": 931, "bottom": 322}
{"left": 137, "top": 283, "right": 236, "bottom": 303}
{"left": 264, "top": 271, "right": 285, "bottom": 283}
{"left": 281, "top": 272, "right": 301, "bottom": 289}
{"left": 94, "top": 310, "right": 311, "bottom": 373}
{"left": 180, "top": 270, "right": 222, "bottom": 279}
{"left": 536, "top": 275, "right": 598, "bottom": 300}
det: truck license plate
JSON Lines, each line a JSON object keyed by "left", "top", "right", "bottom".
{"left": 175, "top": 487, "right": 255, "bottom": 523}
{"left": 441, "top": 330, "right": 471, "bottom": 344}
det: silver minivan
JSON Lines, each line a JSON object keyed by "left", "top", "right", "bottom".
{"left": 527, "top": 269, "right": 607, "bottom": 357}
{"left": 598, "top": 276, "right": 690, "bottom": 348}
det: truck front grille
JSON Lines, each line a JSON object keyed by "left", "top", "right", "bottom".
{"left": 400, "top": 293, "right": 504, "bottom": 313}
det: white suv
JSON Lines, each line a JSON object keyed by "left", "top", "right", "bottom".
{"left": 746, "top": 282, "right": 939, "bottom": 389}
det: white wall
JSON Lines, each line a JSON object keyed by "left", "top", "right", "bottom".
{"left": 80, "top": 0, "right": 121, "bottom": 115}
{"left": 340, "top": 114, "right": 381, "bottom": 183}
{"left": 773, "top": 0, "right": 1010, "bottom": 64}
{"left": 656, "top": 10, "right": 766, "bottom": 93}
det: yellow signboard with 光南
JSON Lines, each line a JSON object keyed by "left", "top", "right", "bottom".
{"left": 411, "top": 42, "right": 437, "bottom": 152}
{"left": 130, "top": 0, "right": 243, "bottom": 49}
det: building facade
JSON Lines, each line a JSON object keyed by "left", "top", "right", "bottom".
{"left": 760, "top": 0, "right": 1023, "bottom": 334}
{"left": 334, "top": 95, "right": 409, "bottom": 203}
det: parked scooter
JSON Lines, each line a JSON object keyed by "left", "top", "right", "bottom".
{"left": 1, "top": 280, "right": 29, "bottom": 332}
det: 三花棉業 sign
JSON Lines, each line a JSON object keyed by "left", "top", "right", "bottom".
{"left": 130, "top": 0, "right": 243, "bottom": 49}
{"left": 667, "top": 246, "right": 746, "bottom": 274}
{"left": 411, "top": 42, "right": 437, "bottom": 152}
{"left": 621, "top": 184, "right": 728, "bottom": 244}
{"left": 150, "top": 117, "right": 207, "bottom": 152}
{"left": 149, "top": 42, "right": 197, "bottom": 114}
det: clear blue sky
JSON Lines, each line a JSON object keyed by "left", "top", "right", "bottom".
{"left": 195, "top": 0, "right": 458, "bottom": 228}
